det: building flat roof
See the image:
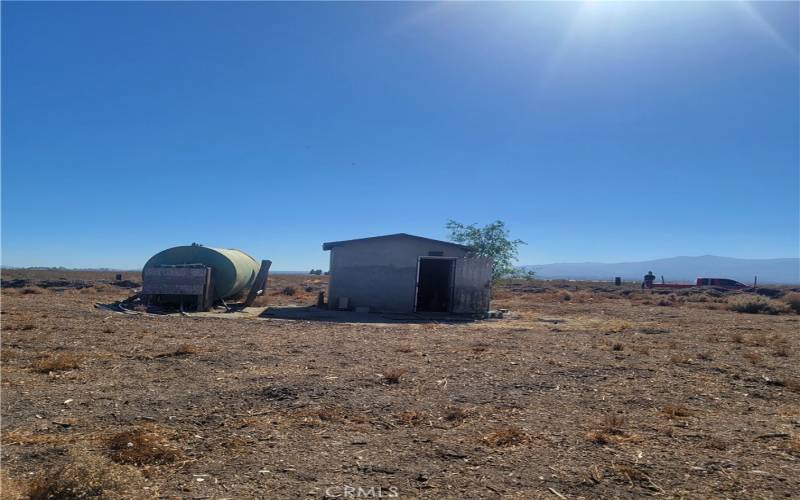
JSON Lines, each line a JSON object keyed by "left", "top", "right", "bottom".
{"left": 322, "top": 233, "right": 470, "bottom": 251}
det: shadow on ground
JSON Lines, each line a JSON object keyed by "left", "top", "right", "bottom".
{"left": 260, "top": 306, "right": 479, "bottom": 324}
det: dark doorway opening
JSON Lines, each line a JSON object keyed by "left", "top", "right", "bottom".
{"left": 415, "top": 258, "right": 454, "bottom": 312}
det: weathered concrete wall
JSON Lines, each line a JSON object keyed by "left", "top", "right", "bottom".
{"left": 327, "top": 237, "right": 467, "bottom": 313}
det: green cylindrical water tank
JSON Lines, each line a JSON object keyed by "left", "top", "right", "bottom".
{"left": 143, "top": 245, "right": 259, "bottom": 300}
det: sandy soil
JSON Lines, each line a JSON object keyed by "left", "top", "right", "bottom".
{"left": 1, "top": 272, "right": 799, "bottom": 499}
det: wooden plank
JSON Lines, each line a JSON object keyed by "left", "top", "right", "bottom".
{"left": 242, "top": 260, "right": 272, "bottom": 308}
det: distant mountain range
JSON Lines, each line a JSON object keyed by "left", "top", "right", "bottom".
{"left": 521, "top": 256, "right": 800, "bottom": 284}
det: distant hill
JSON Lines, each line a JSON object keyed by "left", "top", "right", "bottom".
{"left": 521, "top": 256, "right": 800, "bottom": 284}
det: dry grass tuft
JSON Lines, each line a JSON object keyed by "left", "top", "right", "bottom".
{"left": 662, "top": 405, "right": 692, "bottom": 418}
{"left": 107, "top": 428, "right": 181, "bottom": 466}
{"left": 30, "top": 353, "right": 82, "bottom": 373}
{"left": 586, "top": 430, "right": 612, "bottom": 444}
{"left": 603, "top": 414, "right": 625, "bottom": 434}
{"left": 382, "top": 368, "right": 406, "bottom": 385}
{"left": 21, "top": 287, "right": 43, "bottom": 295}
{"left": 586, "top": 414, "right": 641, "bottom": 445}
{"left": 728, "top": 295, "right": 789, "bottom": 315}
{"left": 26, "top": 454, "right": 119, "bottom": 500}
{"left": 697, "top": 352, "right": 713, "bottom": 361}
{"left": 611, "top": 342, "right": 624, "bottom": 352}
{"left": 483, "top": 426, "right": 528, "bottom": 447}
{"left": 731, "top": 332, "right": 744, "bottom": 344}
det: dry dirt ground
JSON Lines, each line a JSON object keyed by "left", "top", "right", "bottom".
{"left": 1, "top": 271, "right": 799, "bottom": 499}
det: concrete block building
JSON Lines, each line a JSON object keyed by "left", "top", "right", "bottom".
{"left": 322, "top": 233, "right": 492, "bottom": 314}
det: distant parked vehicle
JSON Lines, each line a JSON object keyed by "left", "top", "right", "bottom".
{"left": 647, "top": 277, "right": 748, "bottom": 290}
{"left": 693, "top": 278, "right": 748, "bottom": 289}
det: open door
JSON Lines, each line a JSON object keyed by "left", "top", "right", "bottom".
{"left": 415, "top": 257, "right": 455, "bottom": 312}
{"left": 451, "top": 257, "right": 492, "bottom": 314}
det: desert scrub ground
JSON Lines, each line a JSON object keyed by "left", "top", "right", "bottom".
{"left": 1, "top": 271, "right": 799, "bottom": 499}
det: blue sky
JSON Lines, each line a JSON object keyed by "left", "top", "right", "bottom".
{"left": 2, "top": 1, "right": 798, "bottom": 270}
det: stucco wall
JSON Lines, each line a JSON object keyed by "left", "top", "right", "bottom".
{"left": 327, "top": 237, "right": 468, "bottom": 313}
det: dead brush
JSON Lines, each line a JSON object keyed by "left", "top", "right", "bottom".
{"left": 662, "top": 405, "right": 692, "bottom": 418}
{"left": 1, "top": 349, "right": 21, "bottom": 363}
{"left": 294, "top": 406, "right": 345, "bottom": 426}
{"left": 703, "top": 436, "right": 728, "bottom": 451}
{"left": 611, "top": 342, "right": 624, "bottom": 352}
{"left": 26, "top": 453, "right": 119, "bottom": 500}
{"left": 727, "top": 295, "right": 789, "bottom": 315}
{"left": 773, "top": 344, "right": 791, "bottom": 358}
{"left": 781, "top": 435, "right": 800, "bottom": 454}
{"left": 774, "top": 378, "right": 800, "bottom": 393}
{"left": 742, "top": 351, "right": 763, "bottom": 365}
{"left": 483, "top": 426, "right": 528, "bottom": 447}
{"left": 20, "top": 287, "right": 43, "bottom": 295}
{"left": 30, "top": 353, "right": 82, "bottom": 373}
{"left": 781, "top": 292, "right": 800, "bottom": 314}
{"left": 604, "top": 320, "right": 632, "bottom": 333}
{"left": 281, "top": 286, "right": 296, "bottom": 296}
{"left": 612, "top": 464, "right": 662, "bottom": 491}
{"left": 443, "top": 406, "right": 468, "bottom": 423}
{"left": 669, "top": 354, "right": 691, "bottom": 365}
{"left": 398, "top": 410, "right": 426, "bottom": 427}
{"left": 381, "top": 368, "right": 406, "bottom": 385}
{"left": 769, "top": 335, "right": 791, "bottom": 357}
{"left": 173, "top": 343, "right": 198, "bottom": 355}
{"left": 106, "top": 428, "right": 180, "bottom": 466}
{"left": 749, "top": 334, "right": 770, "bottom": 347}
{"left": 696, "top": 352, "right": 713, "bottom": 361}
{"left": 154, "top": 343, "right": 199, "bottom": 358}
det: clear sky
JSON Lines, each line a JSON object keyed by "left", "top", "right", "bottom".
{"left": 2, "top": 1, "right": 798, "bottom": 270}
